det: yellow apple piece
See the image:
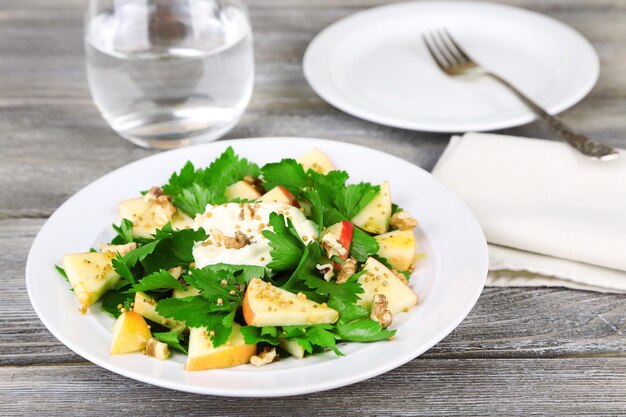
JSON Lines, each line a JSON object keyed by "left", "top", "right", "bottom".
{"left": 226, "top": 180, "right": 262, "bottom": 201}
{"left": 62, "top": 251, "right": 121, "bottom": 313}
{"left": 375, "top": 229, "right": 416, "bottom": 271}
{"left": 118, "top": 193, "right": 192, "bottom": 238}
{"left": 351, "top": 181, "right": 392, "bottom": 234}
{"left": 357, "top": 257, "right": 418, "bottom": 314}
{"left": 186, "top": 323, "right": 257, "bottom": 371}
{"left": 297, "top": 148, "right": 335, "bottom": 174}
{"left": 110, "top": 311, "right": 152, "bottom": 354}
{"left": 279, "top": 338, "right": 305, "bottom": 359}
{"left": 133, "top": 292, "right": 185, "bottom": 332}
{"left": 256, "top": 186, "right": 300, "bottom": 207}
{"left": 242, "top": 278, "right": 338, "bottom": 326}
{"left": 172, "top": 285, "right": 201, "bottom": 298}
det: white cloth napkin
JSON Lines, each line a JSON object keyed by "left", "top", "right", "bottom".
{"left": 432, "top": 132, "right": 626, "bottom": 293}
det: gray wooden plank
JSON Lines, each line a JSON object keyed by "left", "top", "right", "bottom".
{"left": 2, "top": 359, "right": 626, "bottom": 416}
{"left": 2, "top": 218, "right": 625, "bottom": 366}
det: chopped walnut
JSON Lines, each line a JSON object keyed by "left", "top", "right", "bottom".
{"left": 391, "top": 269, "right": 409, "bottom": 285}
{"left": 100, "top": 242, "right": 137, "bottom": 255}
{"left": 337, "top": 257, "right": 357, "bottom": 284}
{"left": 145, "top": 338, "right": 170, "bottom": 360}
{"left": 321, "top": 233, "right": 347, "bottom": 258}
{"left": 147, "top": 186, "right": 164, "bottom": 198}
{"left": 390, "top": 211, "right": 418, "bottom": 231}
{"left": 370, "top": 294, "right": 392, "bottom": 328}
{"left": 250, "top": 347, "right": 277, "bottom": 367}
{"left": 223, "top": 230, "right": 251, "bottom": 249}
{"left": 316, "top": 263, "right": 334, "bottom": 281}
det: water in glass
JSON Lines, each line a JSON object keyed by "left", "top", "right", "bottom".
{"left": 85, "top": 0, "right": 254, "bottom": 149}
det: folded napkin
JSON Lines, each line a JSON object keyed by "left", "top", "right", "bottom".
{"left": 432, "top": 132, "right": 626, "bottom": 293}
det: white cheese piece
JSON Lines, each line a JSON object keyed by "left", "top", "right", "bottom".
{"left": 192, "top": 202, "right": 317, "bottom": 268}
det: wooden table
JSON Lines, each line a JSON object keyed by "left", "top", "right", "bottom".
{"left": 2, "top": 0, "right": 625, "bottom": 415}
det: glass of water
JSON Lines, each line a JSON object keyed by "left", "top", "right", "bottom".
{"left": 85, "top": 0, "right": 254, "bottom": 149}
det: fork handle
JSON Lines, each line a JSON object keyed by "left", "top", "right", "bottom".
{"left": 486, "top": 72, "right": 599, "bottom": 156}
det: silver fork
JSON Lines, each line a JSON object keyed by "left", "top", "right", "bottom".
{"left": 422, "top": 29, "right": 619, "bottom": 161}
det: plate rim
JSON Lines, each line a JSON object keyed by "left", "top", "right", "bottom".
{"left": 303, "top": 0, "right": 600, "bottom": 133}
{"left": 26, "top": 137, "right": 488, "bottom": 397}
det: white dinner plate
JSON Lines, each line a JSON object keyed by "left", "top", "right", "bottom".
{"left": 26, "top": 138, "right": 488, "bottom": 397}
{"left": 303, "top": 1, "right": 599, "bottom": 132}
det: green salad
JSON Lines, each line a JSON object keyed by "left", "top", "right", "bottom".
{"left": 56, "top": 147, "right": 420, "bottom": 370}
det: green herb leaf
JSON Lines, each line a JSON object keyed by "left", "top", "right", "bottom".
{"left": 282, "top": 325, "right": 342, "bottom": 355}
{"left": 261, "top": 159, "right": 309, "bottom": 197}
{"left": 335, "top": 183, "right": 380, "bottom": 219}
{"left": 131, "top": 269, "right": 186, "bottom": 292}
{"left": 240, "top": 326, "right": 280, "bottom": 345}
{"left": 263, "top": 213, "right": 305, "bottom": 271}
{"left": 112, "top": 253, "right": 136, "bottom": 285}
{"left": 153, "top": 330, "right": 188, "bottom": 354}
{"left": 350, "top": 227, "right": 380, "bottom": 263}
{"left": 111, "top": 219, "right": 134, "bottom": 245}
{"left": 100, "top": 289, "right": 133, "bottom": 318}
{"left": 54, "top": 264, "right": 69, "bottom": 284}
{"left": 163, "top": 147, "right": 260, "bottom": 216}
{"left": 334, "top": 319, "right": 395, "bottom": 342}
{"left": 327, "top": 297, "right": 370, "bottom": 323}
{"left": 303, "top": 188, "right": 323, "bottom": 236}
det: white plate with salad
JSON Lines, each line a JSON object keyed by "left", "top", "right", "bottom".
{"left": 26, "top": 137, "right": 487, "bottom": 397}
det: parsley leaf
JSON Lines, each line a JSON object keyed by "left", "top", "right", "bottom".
{"left": 111, "top": 219, "right": 134, "bottom": 244}
{"left": 240, "top": 326, "right": 280, "bottom": 345}
{"left": 350, "top": 228, "right": 380, "bottom": 263}
{"left": 308, "top": 170, "right": 349, "bottom": 208}
{"left": 261, "top": 159, "right": 309, "bottom": 197}
{"left": 283, "top": 325, "right": 342, "bottom": 356}
{"left": 334, "top": 319, "right": 395, "bottom": 342}
{"left": 112, "top": 253, "right": 136, "bottom": 284}
{"left": 184, "top": 267, "right": 246, "bottom": 307}
{"left": 304, "top": 270, "right": 364, "bottom": 303}
{"left": 163, "top": 147, "right": 260, "bottom": 216}
{"left": 335, "top": 183, "right": 380, "bottom": 219}
{"left": 153, "top": 330, "right": 188, "bottom": 354}
{"left": 328, "top": 297, "right": 370, "bottom": 323}
{"left": 198, "top": 263, "right": 265, "bottom": 283}
{"left": 263, "top": 213, "right": 305, "bottom": 271}
{"left": 303, "top": 188, "right": 323, "bottom": 236}
{"left": 54, "top": 265, "right": 69, "bottom": 284}
{"left": 131, "top": 269, "right": 186, "bottom": 292}
{"left": 100, "top": 289, "right": 133, "bottom": 318}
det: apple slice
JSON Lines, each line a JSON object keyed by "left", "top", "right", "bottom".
{"left": 322, "top": 220, "right": 354, "bottom": 267}
{"left": 375, "top": 229, "right": 416, "bottom": 271}
{"left": 133, "top": 292, "right": 185, "bottom": 332}
{"left": 110, "top": 311, "right": 152, "bottom": 354}
{"left": 62, "top": 251, "right": 121, "bottom": 313}
{"left": 279, "top": 338, "right": 305, "bottom": 359}
{"left": 256, "top": 186, "right": 300, "bottom": 208}
{"left": 297, "top": 148, "right": 335, "bottom": 174}
{"left": 117, "top": 197, "right": 148, "bottom": 222}
{"left": 357, "top": 257, "right": 418, "bottom": 314}
{"left": 186, "top": 323, "right": 257, "bottom": 371}
{"left": 351, "top": 181, "right": 392, "bottom": 234}
{"left": 226, "top": 180, "right": 262, "bottom": 201}
{"left": 118, "top": 193, "right": 192, "bottom": 238}
{"left": 172, "top": 285, "right": 201, "bottom": 299}
{"left": 242, "top": 278, "right": 339, "bottom": 326}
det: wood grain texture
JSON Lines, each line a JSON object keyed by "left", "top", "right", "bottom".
{"left": 1, "top": 0, "right": 626, "bottom": 415}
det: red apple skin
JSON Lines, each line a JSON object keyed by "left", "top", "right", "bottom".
{"left": 277, "top": 186, "right": 300, "bottom": 208}
{"left": 334, "top": 221, "right": 354, "bottom": 268}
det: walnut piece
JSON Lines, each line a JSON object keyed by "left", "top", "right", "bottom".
{"left": 250, "top": 347, "right": 277, "bottom": 367}
{"left": 316, "top": 263, "right": 334, "bottom": 281}
{"left": 370, "top": 294, "right": 393, "bottom": 328}
{"left": 337, "top": 257, "right": 357, "bottom": 284}
{"left": 390, "top": 211, "right": 418, "bottom": 231}
{"left": 223, "top": 231, "right": 251, "bottom": 249}
{"left": 243, "top": 176, "right": 266, "bottom": 195}
{"left": 321, "top": 233, "right": 347, "bottom": 258}
{"left": 145, "top": 338, "right": 170, "bottom": 360}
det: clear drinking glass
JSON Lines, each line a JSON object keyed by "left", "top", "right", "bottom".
{"left": 85, "top": 0, "right": 254, "bottom": 149}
